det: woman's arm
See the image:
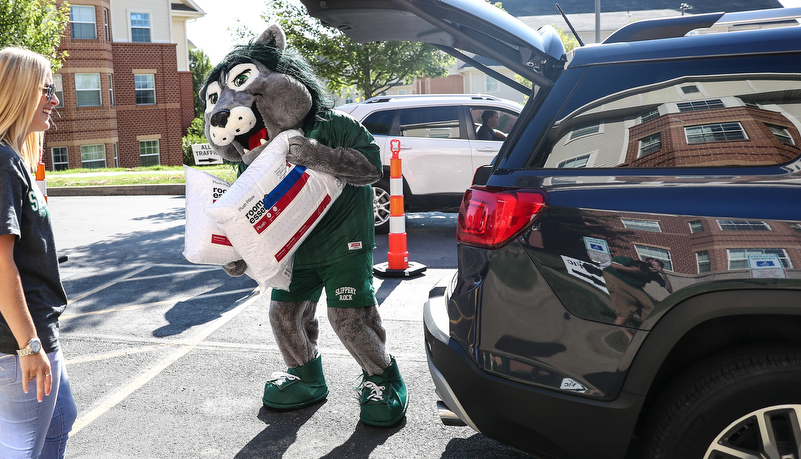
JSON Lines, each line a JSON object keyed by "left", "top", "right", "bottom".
{"left": 0, "top": 234, "right": 52, "bottom": 401}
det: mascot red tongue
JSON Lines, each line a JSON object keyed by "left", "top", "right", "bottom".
{"left": 199, "top": 23, "right": 408, "bottom": 426}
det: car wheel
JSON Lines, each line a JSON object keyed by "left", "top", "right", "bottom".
{"left": 373, "top": 181, "right": 391, "bottom": 234}
{"left": 643, "top": 346, "right": 801, "bottom": 459}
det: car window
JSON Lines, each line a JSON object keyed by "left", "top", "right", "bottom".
{"left": 470, "top": 107, "right": 519, "bottom": 141}
{"left": 362, "top": 109, "right": 396, "bottom": 136}
{"left": 537, "top": 69, "right": 801, "bottom": 169}
{"left": 398, "top": 106, "right": 461, "bottom": 139}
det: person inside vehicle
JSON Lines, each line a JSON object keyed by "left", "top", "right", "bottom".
{"left": 476, "top": 110, "right": 507, "bottom": 141}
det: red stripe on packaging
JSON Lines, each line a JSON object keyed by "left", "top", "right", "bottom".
{"left": 253, "top": 172, "right": 310, "bottom": 235}
{"left": 275, "top": 195, "right": 332, "bottom": 261}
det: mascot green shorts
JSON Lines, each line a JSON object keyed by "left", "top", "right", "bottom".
{"left": 271, "top": 251, "right": 377, "bottom": 308}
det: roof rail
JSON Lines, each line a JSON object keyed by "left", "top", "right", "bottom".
{"left": 363, "top": 94, "right": 503, "bottom": 104}
{"left": 604, "top": 6, "right": 801, "bottom": 44}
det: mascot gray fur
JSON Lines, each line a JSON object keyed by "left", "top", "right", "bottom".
{"left": 200, "top": 24, "right": 407, "bottom": 426}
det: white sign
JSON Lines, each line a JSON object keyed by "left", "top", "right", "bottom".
{"left": 748, "top": 254, "right": 782, "bottom": 270}
{"left": 562, "top": 255, "right": 609, "bottom": 294}
{"left": 191, "top": 143, "right": 223, "bottom": 165}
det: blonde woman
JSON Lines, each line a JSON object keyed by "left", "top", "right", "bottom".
{"left": 0, "top": 47, "right": 76, "bottom": 458}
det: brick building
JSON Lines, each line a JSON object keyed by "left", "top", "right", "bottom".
{"left": 43, "top": 0, "right": 204, "bottom": 170}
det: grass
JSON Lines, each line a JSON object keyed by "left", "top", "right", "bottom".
{"left": 46, "top": 165, "right": 239, "bottom": 187}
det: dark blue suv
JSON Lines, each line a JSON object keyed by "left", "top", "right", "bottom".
{"left": 304, "top": 1, "right": 801, "bottom": 457}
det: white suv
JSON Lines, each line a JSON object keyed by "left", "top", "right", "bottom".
{"left": 337, "top": 94, "right": 522, "bottom": 232}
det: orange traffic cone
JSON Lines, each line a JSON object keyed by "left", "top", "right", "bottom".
{"left": 373, "top": 139, "right": 426, "bottom": 278}
{"left": 36, "top": 148, "right": 47, "bottom": 202}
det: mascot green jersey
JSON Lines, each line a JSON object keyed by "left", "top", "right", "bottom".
{"left": 200, "top": 24, "right": 407, "bottom": 426}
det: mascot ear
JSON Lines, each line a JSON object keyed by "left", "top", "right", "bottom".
{"left": 255, "top": 24, "right": 287, "bottom": 50}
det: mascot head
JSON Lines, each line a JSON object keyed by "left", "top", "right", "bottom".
{"left": 201, "top": 24, "right": 333, "bottom": 162}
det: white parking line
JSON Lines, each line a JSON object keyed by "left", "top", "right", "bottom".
{"left": 70, "top": 289, "right": 262, "bottom": 434}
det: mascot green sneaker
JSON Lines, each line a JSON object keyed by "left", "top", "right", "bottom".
{"left": 358, "top": 356, "right": 408, "bottom": 426}
{"left": 263, "top": 354, "right": 328, "bottom": 410}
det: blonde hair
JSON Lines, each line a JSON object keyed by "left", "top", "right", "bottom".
{"left": 0, "top": 47, "right": 51, "bottom": 168}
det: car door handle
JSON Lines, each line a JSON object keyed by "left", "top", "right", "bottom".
{"left": 475, "top": 147, "right": 499, "bottom": 152}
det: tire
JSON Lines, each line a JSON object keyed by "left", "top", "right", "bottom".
{"left": 372, "top": 181, "right": 391, "bottom": 234}
{"left": 643, "top": 346, "right": 801, "bottom": 459}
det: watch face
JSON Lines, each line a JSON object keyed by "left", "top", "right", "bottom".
{"left": 30, "top": 340, "right": 41, "bottom": 353}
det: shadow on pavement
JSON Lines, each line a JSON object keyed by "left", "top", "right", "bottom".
{"left": 235, "top": 403, "right": 326, "bottom": 458}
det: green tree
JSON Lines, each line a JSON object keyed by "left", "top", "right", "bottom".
{"left": 0, "top": 0, "right": 70, "bottom": 71}
{"left": 182, "top": 117, "right": 208, "bottom": 166}
{"left": 189, "top": 46, "right": 212, "bottom": 118}
{"left": 236, "top": 0, "right": 453, "bottom": 100}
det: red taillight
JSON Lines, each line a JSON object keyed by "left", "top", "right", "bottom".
{"left": 456, "top": 188, "right": 547, "bottom": 249}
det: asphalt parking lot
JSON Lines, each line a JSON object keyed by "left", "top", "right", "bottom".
{"left": 47, "top": 194, "right": 534, "bottom": 459}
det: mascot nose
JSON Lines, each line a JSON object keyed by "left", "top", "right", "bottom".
{"left": 210, "top": 110, "right": 230, "bottom": 128}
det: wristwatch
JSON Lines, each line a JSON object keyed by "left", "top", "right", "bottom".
{"left": 17, "top": 338, "right": 42, "bottom": 356}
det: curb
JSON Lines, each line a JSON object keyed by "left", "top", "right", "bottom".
{"left": 48, "top": 184, "right": 186, "bottom": 196}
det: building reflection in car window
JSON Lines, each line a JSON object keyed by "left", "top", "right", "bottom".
{"left": 541, "top": 75, "right": 801, "bottom": 168}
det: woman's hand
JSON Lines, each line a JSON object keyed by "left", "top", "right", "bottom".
{"left": 20, "top": 352, "right": 52, "bottom": 402}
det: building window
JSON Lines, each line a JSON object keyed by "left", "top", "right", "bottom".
{"left": 80, "top": 144, "right": 106, "bottom": 169}
{"left": 688, "top": 220, "right": 704, "bottom": 233}
{"left": 677, "top": 99, "right": 724, "bottom": 112}
{"left": 621, "top": 218, "right": 661, "bottom": 232}
{"left": 639, "top": 133, "right": 662, "bottom": 157}
{"left": 135, "top": 74, "right": 156, "bottom": 105}
{"left": 635, "top": 245, "right": 673, "bottom": 271}
{"left": 766, "top": 124, "right": 794, "bottom": 145}
{"left": 641, "top": 108, "right": 660, "bottom": 122}
{"left": 558, "top": 153, "right": 591, "bottom": 168}
{"left": 485, "top": 75, "right": 500, "bottom": 93}
{"left": 130, "top": 12, "right": 151, "bottom": 42}
{"left": 51, "top": 147, "right": 68, "bottom": 171}
{"left": 75, "top": 73, "right": 101, "bottom": 107}
{"left": 727, "top": 248, "right": 792, "bottom": 270}
{"left": 686, "top": 122, "right": 747, "bottom": 144}
{"left": 570, "top": 123, "right": 601, "bottom": 140}
{"left": 139, "top": 140, "right": 160, "bottom": 166}
{"left": 70, "top": 5, "right": 96, "bottom": 39}
{"left": 696, "top": 251, "right": 711, "bottom": 273}
{"left": 53, "top": 74, "right": 64, "bottom": 108}
{"left": 108, "top": 74, "right": 114, "bottom": 106}
{"left": 113, "top": 143, "right": 118, "bottom": 168}
{"left": 103, "top": 8, "right": 110, "bottom": 41}
{"left": 681, "top": 85, "right": 700, "bottom": 94}
{"left": 717, "top": 219, "right": 771, "bottom": 231}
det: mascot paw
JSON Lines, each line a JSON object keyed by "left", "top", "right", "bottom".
{"left": 286, "top": 136, "right": 318, "bottom": 167}
{"left": 223, "top": 259, "right": 248, "bottom": 277}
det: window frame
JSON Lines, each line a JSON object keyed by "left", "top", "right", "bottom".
{"left": 727, "top": 248, "right": 792, "bottom": 270}
{"left": 80, "top": 144, "right": 106, "bottom": 169}
{"left": 135, "top": 74, "right": 156, "bottom": 105}
{"left": 51, "top": 146, "right": 69, "bottom": 171}
{"left": 696, "top": 250, "right": 711, "bottom": 273}
{"left": 634, "top": 244, "right": 673, "bottom": 271}
{"left": 621, "top": 218, "right": 662, "bottom": 232}
{"left": 129, "top": 11, "right": 152, "bottom": 43}
{"left": 638, "top": 132, "right": 662, "bottom": 157}
{"left": 70, "top": 5, "right": 97, "bottom": 40}
{"left": 717, "top": 219, "right": 772, "bottom": 231}
{"left": 685, "top": 122, "right": 748, "bottom": 144}
{"left": 138, "top": 139, "right": 160, "bottom": 167}
{"left": 75, "top": 73, "right": 102, "bottom": 107}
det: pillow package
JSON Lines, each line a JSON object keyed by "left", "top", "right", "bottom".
{"left": 182, "top": 165, "right": 239, "bottom": 265}
{"left": 183, "top": 165, "right": 262, "bottom": 285}
{"left": 205, "top": 130, "right": 345, "bottom": 291}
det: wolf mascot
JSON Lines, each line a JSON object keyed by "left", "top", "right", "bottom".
{"left": 200, "top": 24, "right": 407, "bottom": 426}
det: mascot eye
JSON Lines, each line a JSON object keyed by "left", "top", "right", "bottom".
{"left": 233, "top": 74, "right": 249, "bottom": 87}
{"left": 205, "top": 82, "right": 221, "bottom": 113}
{"left": 226, "top": 63, "right": 259, "bottom": 91}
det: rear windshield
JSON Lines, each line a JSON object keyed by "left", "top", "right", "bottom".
{"left": 525, "top": 58, "right": 801, "bottom": 169}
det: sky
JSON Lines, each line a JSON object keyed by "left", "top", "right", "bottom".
{"left": 185, "top": 0, "right": 273, "bottom": 65}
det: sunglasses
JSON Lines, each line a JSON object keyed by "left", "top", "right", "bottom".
{"left": 42, "top": 84, "right": 56, "bottom": 102}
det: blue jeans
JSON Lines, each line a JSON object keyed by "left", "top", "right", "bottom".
{"left": 0, "top": 350, "right": 77, "bottom": 458}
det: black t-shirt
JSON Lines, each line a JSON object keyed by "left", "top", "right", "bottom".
{"left": 0, "top": 143, "right": 67, "bottom": 354}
